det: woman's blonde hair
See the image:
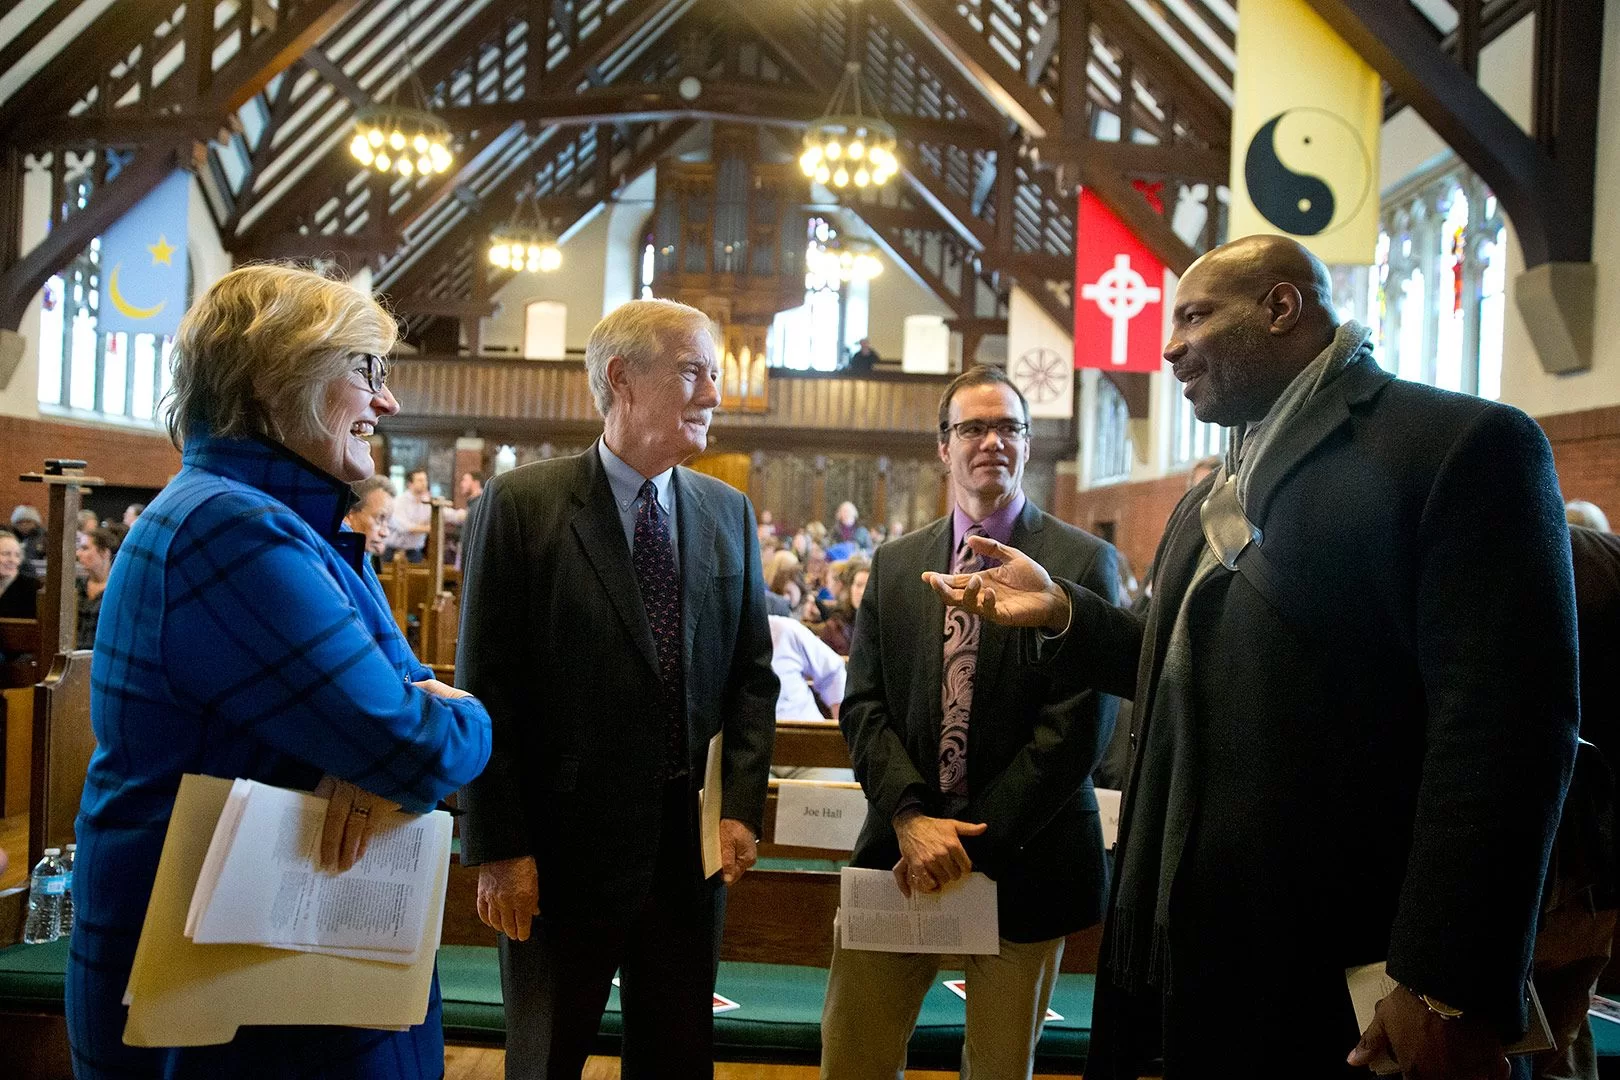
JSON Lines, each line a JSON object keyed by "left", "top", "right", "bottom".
{"left": 583, "top": 298, "right": 714, "bottom": 415}
{"left": 163, "top": 264, "right": 397, "bottom": 448}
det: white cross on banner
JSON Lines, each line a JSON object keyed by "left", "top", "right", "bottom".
{"left": 1007, "top": 287, "right": 1075, "bottom": 419}
{"left": 1073, "top": 190, "right": 1167, "bottom": 373}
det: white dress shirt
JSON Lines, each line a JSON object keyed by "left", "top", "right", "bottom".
{"left": 769, "top": 614, "right": 846, "bottom": 719}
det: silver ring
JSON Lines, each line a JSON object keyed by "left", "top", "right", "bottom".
{"left": 349, "top": 804, "right": 372, "bottom": 819}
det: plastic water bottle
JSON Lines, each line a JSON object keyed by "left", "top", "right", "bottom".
{"left": 22, "top": 848, "right": 65, "bottom": 944}
{"left": 58, "top": 844, "right": 76, "bottom": 936}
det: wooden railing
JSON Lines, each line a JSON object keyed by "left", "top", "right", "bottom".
{"left": 388, "top": 357, "right": 960, "bottom": 434}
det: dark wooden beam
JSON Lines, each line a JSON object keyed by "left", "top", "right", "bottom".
{"left": 1034, "top": 138, "right": 1229, "bottom": 182}
{"left": 1304, "top": 0, "right": 1594, "bottom": 268}
{"left": 246, "top": 230, "right": 406, "bottom": 261}
{"left": 0, "top": 0, "right": 174, "bottom": 139}
{"left": 889, "top": 0, "right": 1064, "bottom": 137}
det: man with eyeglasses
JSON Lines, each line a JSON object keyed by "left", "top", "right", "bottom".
{"left": 820, "top": 365, "right": 1121, "bottom": 1079}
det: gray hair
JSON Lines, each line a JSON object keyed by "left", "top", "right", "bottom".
{"left": 351, "top": 475, "right": 395, "bottom": 504}
{"left": 9, "top": 506, "right": 41, "bottom": 527}
{"left": 583, "top": 298, "right": 715, "bottom": 415}
{"left": 164, "top": 263, "right": 398, "bottom": 448}
{"left": 1567, "top": 500, "right": 1611, "bottom": 532}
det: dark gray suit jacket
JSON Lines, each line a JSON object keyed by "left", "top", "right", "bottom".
{"left": 456, "top": 443, "right": 778, "bottom": 922}
{"left": 841, "top": 500, "right": 1120, "bottom": 942}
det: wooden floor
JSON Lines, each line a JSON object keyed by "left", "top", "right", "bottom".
{"left": 0, "top": 814, "right": 25, "bottom": 891}
{"left": 446, "top": 1047, "right": 1072, "bottom": 1079}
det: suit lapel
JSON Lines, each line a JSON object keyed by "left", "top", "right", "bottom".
{"left": 911, "top": 516, "right": 953, "bottom": 725}
{"left": 569, "top": 445, "right": 661, "bottom": 678}
{"left": 1143, "top": 483, "right": 1212, "bottom": 689}
{"left": 1243, "top": 357, "right": 1394, "bottom": 525}
{"left": 675, "top": 468, "right": 717, "bottom": 665}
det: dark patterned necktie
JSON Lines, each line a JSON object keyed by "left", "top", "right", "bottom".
{"left": 632, "top": 479, "right": 687, "bottom": 777}
{"left": 939, "top": 525, "right": 985, "bottom": 796}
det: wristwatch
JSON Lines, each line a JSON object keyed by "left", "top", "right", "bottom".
{"left": 1405, "top": 985, "right": 1464, "bottom": 1019}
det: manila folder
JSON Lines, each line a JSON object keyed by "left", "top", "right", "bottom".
{"left": 122, "top": 774, "right": 447, "bottom": 1047}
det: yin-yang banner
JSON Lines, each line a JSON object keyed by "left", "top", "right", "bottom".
{"left": 1228, "top": 0, "right": 1382, "bottom": 264}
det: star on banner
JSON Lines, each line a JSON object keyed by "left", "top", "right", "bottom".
{"left": 148, "top": 234, "right": 176, "bottom": 266}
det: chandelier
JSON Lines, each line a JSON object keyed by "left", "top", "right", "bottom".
{"left": 808, "top": 239, "right": 883, "bottom": 282}
{"left": 488, "top": 189, "right": 562, "bottom": 273}
{"left": 800, "top": 61, "right": 900, "bottom": 190}
{"left": 349, "top": 20, "right": 453, "bottom": 178}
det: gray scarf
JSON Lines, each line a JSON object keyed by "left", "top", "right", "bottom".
{"left": 1109, "top": 321, "right": 1376, "bottom": 994}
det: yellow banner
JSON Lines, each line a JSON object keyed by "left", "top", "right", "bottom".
{"left": 1228, "top": 0, "right": 1382, "bottom": 264}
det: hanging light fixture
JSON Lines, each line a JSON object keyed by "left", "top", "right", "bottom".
{"left": 349, "top": 12, "right": 453, "bottom": 178}
{"left": 488, "top": 188, "right": 562, "bottom": 273}
{"left": 800, "top": 60, "right": 900, "bottom": 190}
{"left": 808, "top": 238, "right": 883, "bottom": 282}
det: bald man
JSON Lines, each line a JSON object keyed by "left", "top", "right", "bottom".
{"left": 927, "top": 236, "right": 1578, "bottom": 1079}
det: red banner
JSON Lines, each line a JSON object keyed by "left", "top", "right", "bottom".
{"left": 1073, "top": 190, "right": 1167, "bottom": 373}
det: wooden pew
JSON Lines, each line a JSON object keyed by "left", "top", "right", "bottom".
{"left": 0, "top": 618, "right": 42, "bottom": 819}
{"left": 772, "top": 719, "right": 852, "bottom": 772}
{"left": 18, "top": 459, "right": 102, "bottom": 869}
{"left": 0, "top": 618, "right": 40, "bottom": 689}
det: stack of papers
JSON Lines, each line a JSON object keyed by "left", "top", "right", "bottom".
{"left": 185, "top": 779, "right": 443, "bottom": 965}
{"left": 122, "top": 775, "right": 452, "bottom": 1048}
{"left": 837, "top": 867, "right": 999, "bottom": 955}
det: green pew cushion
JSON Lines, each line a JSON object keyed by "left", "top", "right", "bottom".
{"left": 1593, "top": 1013, "right": 1620, "bottom": 1057}
{"left": 0, "top": 937, "right": 70, "bottom": 1011}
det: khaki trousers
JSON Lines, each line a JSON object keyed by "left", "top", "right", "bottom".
{"left": 819, "top": 927, "right": 1064, "bottom": 1080}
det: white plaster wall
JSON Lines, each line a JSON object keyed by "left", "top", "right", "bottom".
{"left": 481, "top": 207, "right": 614, "bottom": 354}
{"left": 866, "top": 257, "right": 953, "bottom": 361}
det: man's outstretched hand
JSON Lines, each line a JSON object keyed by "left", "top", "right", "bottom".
{"left": 922, "top": 535, "right": 1072, "bottom": 631}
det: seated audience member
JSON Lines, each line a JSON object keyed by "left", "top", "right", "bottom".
{"left": 75, "top": 509, "right": 99, "bottom": 550}
{"left": 886, "top": 518, "right": 906, "bottom": 542}
{"left": 767, "top": 616, "right": 852, "bottom": 782}
{"left": 11, "top": 505, "right": 47, "bottom": 566}
{"left": 770, "top": 613, "right": 847, "bottom": 720}
{"left": 833, "top": 500, "right": 871, "bottom": 550}
{"left": 815, "top": 554, "right": 870, "bottom": 656}
{"left": 122, "top": 503, "right": 145, "bottom": 526}
{"left": 767, "top": 549, "right": 804, "bottom": 617}
{"left": 1567, "top": 500, "right": 1610, "bottom": 533}
{"left": 64, "top": 264, "right": 491, "bottom": 1080}
{"left": 345, "top": 475, "right": 394, "bottom": 559}
{"left": 847, "top": 337, "right": 881, "bottom": 373}
{"left": 0, "top": 531, "right": 42, "bottom": 619}
{"left": 75, "top": 526, "right": 121, "bottom": 649}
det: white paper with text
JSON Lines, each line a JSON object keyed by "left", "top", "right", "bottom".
{"left": 187, "top": 780, "right": 450, "bottom": 965}
{"left": 838, "top": 867, "right": 998, "bottom": 954}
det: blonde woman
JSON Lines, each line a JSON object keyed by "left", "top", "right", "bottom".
{"left": 66, "top": 265, "right": 491, "bottom": 1079}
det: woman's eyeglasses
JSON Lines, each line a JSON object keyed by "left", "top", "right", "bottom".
{"left": 353, "top": 353, "right": 391, "bottom": 394}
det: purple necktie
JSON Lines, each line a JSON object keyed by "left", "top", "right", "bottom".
{"left": 939, "top": 525, "right": 985, "bottom": 796}
{"left": 632, "top": 479, "right": 687, "bottom": 777}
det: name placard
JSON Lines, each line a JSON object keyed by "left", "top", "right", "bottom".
{"left": 773, "top": 781, "right": 868, "bottom": 851}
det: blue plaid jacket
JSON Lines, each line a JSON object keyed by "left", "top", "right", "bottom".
{"left": 66, "top": 433, "right": 491, "bottom": 1079}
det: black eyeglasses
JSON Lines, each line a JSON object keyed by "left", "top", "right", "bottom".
{"left": 940, "top": 419, "right": 1030, "bottom": 442}
{"left": 353, "top": 353, "right": 390, "bottom": 394}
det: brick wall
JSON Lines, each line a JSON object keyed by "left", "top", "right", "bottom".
{"left": 0, "top": 415, "right": 180, "bottom": 527}
{"left": 1052, "top": 404, "right": 1620, "bottom": 580}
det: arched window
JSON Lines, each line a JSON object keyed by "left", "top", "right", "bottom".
{"left": 1091, "top": 376, "right": 1132, "bottom": 485}
{"left": 766, "top": 218, "right": 867, "bottom": 372}
{"left": 1333, "top": 163, "right": 1506, "bottom": 399}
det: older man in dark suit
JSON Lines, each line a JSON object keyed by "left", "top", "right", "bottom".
{"left": 457, "top": 298, "right": 778, "bottom": 1079}
{"left": 928, "top": 235, "right": 1579, "bottom": 1080}
{"left": 821, "top": 366, "right": 1119, "bottom": 1079}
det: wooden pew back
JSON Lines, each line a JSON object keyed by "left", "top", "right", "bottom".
{"left": 29, "top": 650, "right": 94, "bottom": 868}
{"left": 0, "top": 618, "right": 40, "bottom": 690}
{"left": 772, "top": 720, "right": 852, "bottom": 771}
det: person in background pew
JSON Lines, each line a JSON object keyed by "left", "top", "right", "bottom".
{"left": 821, "top": 365, "right": 1120, "bottom": 1080}
{"left": 65, "top": 264, "right": 492, "bottom": 1080}
{"left": 0, "top": 530, "right": 42, "bottom": 619}
{"left": 458, "top": 298, "right": 778, "bottom": 1080}
{"left": 9, "top": 505, "right": 47, "bottom": 568}
{"left": 770, "top": 613, "right": 852, "bottom": 782}
{"left": 123, "top": 502, "right": 145, "bottom": 526}
{"left": 74, "top": 525, "right": 120, "bottom": 649}
{"left": 927, "top": 236, "right": 1577, "bottom": 1080}
{"left": 346, "top": 474, "right": 395, "bottom": 561}
{"left": 1567, "top": 500, "right": 1610, "bottom": 533}
{"left": 813, "top": 553, "right": 869, "bottom": 656}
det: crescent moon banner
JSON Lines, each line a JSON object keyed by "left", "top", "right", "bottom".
{"left": 1228, "top": 0, "right": 1382, "bottom": 264}
{"left": 97, "top": 169, "right": 190, "bottom": 337}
